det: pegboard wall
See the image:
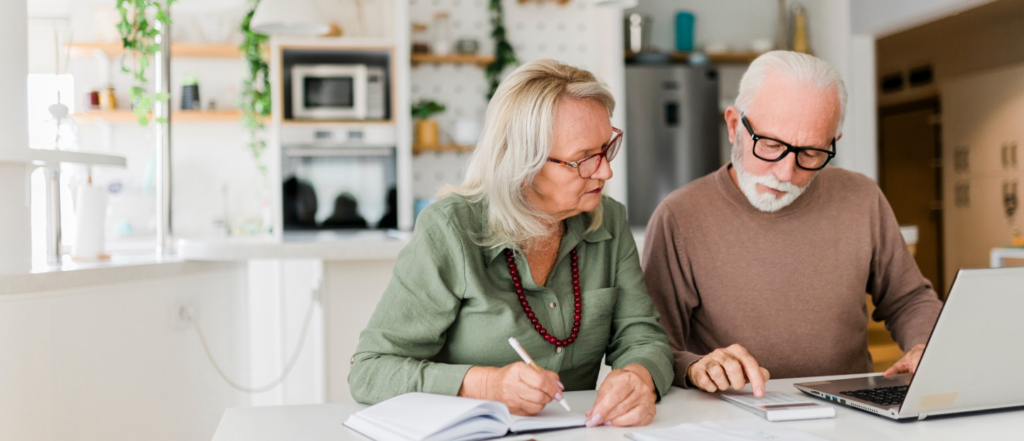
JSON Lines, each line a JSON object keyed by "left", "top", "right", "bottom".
{"left": 409, "top": 0, "right": 601, "bottom": 201}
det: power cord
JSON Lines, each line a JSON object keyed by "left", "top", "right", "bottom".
{"left": 183, "top": 289, "right": 320, "bottom": 394}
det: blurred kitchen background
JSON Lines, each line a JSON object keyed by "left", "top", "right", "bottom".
{"left": 3, "top": 0, "right": 1023, "bottom": 440}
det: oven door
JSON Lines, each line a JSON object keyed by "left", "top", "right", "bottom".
{"left": 291, "top": 64, "right": 368, "bottom": 120}
{"left": 281, "top": 146, "right": 397, "bottom": 230}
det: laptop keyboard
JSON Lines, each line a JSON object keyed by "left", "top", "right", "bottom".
{"left": 840, "top": 385, "right": 909, "bottom": 407}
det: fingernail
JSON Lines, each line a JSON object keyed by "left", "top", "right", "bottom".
{"left": 603, "top": 421, "right": 612, "bottom": 426}
{"left": 755, "top": 387, "right": 764, "bottom": 396}
{"left": 585, "top": 412, "right": 602, "bottom": 428}
{"left": 555, "top": 392, "right": 564, "bottom": 401}
{"left": 558, "top": 381, "right": 565, "bottom": 390}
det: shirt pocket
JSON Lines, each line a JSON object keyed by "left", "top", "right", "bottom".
{"left": 573, "top": 286, "right": 620, "bottom": 364}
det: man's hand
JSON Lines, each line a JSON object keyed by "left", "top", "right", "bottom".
{"left": 687, "top": 344, "right": 770, "bottom": 397}
{"left": 585, "top": 365, "right": 657, "bottom": 427}
{"left": 884, "top": 344, "right": 926, "bottom": 378}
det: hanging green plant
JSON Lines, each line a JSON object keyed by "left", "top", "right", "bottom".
{"left": 116, "top": 0, "right": 176, "bottom": 125}
{"left": 240, "top": 0, "right": 271, "bottom": 179}
{"left": 485, "top": 0, "right": 519, "bottom": 99}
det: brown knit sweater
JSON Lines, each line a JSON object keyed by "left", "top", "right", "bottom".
{"left": 642, "top": 164, "right": 943, "bottom": 387}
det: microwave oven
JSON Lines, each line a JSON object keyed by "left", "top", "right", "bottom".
{"left": 291, "top": 64, "right": 386, "bottom": 120}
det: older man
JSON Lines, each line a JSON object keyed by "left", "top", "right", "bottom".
{"left": 642, "top": 51, "right": 943, "bottom": 397}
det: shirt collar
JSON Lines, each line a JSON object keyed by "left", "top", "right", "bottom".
{"left": 481, "top": 207, "right": 613, "bottom": 266}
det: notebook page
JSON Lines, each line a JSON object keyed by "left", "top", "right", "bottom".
{"left": 344, "top": 393, "right": 509, "bottom": 440}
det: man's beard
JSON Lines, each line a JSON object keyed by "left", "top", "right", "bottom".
{"left": 732, "top": 140, "right": 810, "bottom": 213}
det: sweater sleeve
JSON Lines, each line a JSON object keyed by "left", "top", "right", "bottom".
{"left": 641, "top": 202, "right": 703, "bottom": 388}
{"left": 347, "top": 206, "right": 473, "bottom": 404}
{"left": 866, "top": 188, "right": 943, "bottom": 350}
{"left": 602, "top": 201, "right": 675, "bottom": 398}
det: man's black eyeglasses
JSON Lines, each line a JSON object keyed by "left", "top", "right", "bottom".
{"left": 741, "top": 114, "right": 836, "bottom": 171}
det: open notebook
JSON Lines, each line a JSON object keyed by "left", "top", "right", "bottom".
{"left": 343, "top": 393, "right": 586, "bottom": 441}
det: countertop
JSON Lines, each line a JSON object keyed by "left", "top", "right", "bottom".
{"left": 0, "top": 253, "right": 240, "bottom": 296}
{"left": 176, "top": 230, "right": 413, "bottom": 261}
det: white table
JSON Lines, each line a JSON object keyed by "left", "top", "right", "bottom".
{"left": 211, "top": 374, "right": 1024, "bottom": 440}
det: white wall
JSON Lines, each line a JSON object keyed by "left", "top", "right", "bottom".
{"left": 0, "top": 263, "right": 250, "bottom": 441}
{"left": 1, "top": 0, "right": 32, "bottom": 274}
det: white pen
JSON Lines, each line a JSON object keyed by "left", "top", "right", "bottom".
{"left": 508, "top": 337, "right": 571, "bottom": 411}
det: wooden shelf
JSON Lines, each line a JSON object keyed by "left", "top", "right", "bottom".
{"left": 413, "top": 144, "right": 473, "bottom": 154}
{"left": 411, "top": 53, "right": 494, "bottom": 67}
{"left": 72, "top": 109, "right": 245, "bottom": 124}
{"left": 625, "top": 51, "right": 763, "bottom": 65}
{"left": 68, "top": 42, "right": 242, "bottom": 59}
{"left": 674, "top": 51, "right": 763, "bottom": 64}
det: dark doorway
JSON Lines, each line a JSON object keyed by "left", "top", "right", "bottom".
{"left": 879, "top": 98, "right": 945, "bottom": 296}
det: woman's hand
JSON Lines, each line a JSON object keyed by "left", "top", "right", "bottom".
{"left": 459, "top": 362, "right": 564, "bottom": 415}
{"left": 586, "top": 364, "right": 657, "bottom": 427}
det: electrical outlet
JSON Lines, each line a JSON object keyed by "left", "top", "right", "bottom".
{"left": 171, "top": 303, "right": 196, "bottom": 330}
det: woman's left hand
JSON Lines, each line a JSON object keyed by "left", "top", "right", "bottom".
{"left": 586, "top": 364, "right": 657, "bottom": 427}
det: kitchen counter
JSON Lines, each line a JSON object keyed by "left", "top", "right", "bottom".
{"left": 176, "top": 230, "right": 412, "bottom": 261}
{"left": 0, "top": 253, "right": 240, "bottom": 296}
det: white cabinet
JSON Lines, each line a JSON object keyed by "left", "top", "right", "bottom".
{"left": 941, "top": 63, "right": 1024, "bottom": 284}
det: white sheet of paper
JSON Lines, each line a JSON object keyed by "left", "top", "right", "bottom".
{"left": 626, "top": 418, "right": 828, "bottom": 441}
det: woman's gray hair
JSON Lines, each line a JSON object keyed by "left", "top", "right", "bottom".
{"left": 438, "top": 59, "right": 615, "bottom": 250}
{"left": 734, "top": 50, "right": 847, "bottom": 137}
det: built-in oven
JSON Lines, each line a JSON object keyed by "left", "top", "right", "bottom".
{"left": 280, "top": 125, "right": 397, "bottom": 230}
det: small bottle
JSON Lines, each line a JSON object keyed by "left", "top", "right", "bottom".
{"left": 432, "top": 12, "right": 451, "bottom": 56}
{"left": 99, "top": 86, "right": 117, "bottom": 110}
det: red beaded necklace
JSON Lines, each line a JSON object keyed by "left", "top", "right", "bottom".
{"left": 504, "top": 247, "right": 581, "bottom": 348}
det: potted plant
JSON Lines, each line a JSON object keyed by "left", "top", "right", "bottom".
{"left": 412, "top": 100, "right": 446, "bottom": 152}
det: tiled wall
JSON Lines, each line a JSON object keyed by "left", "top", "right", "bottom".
{"left": 409, "top": 0, "right": 600, "bottom": 201}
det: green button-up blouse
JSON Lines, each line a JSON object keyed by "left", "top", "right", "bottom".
{"left": 348, "top": 195, "right": 673, "bottom": 404}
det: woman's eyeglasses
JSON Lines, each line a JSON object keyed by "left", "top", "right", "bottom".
{"left": 547, "top": 127, "right": 623, "bottom": 179}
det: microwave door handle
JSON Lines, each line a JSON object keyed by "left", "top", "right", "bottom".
{"left": 284, "top": 148, "right": 393, "bottom": 157}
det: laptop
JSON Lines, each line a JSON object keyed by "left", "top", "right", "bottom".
{"left": 794, "top": 267, "right": 1024, "bottom": 420}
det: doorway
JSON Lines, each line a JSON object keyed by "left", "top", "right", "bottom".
{"left": 878, "top": 98, "right": 945, "bottom": 296}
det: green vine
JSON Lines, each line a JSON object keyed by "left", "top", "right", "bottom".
{"left": 240, "top": 0, "right": 271, "bottom": 179}
{"left": 485, "top": 0, "right": 519, "bottom": 99}
{"left": 116, "top": 0, "right": 176, "bottom": 125}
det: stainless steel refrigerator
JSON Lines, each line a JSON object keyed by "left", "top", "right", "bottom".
{"left": 625, "top": 64, "right": 721, "bottom": 227}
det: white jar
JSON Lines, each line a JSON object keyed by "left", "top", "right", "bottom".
{"left": 453, "top": 119, "right": 482, "bottom": 147}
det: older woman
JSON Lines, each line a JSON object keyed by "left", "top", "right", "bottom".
{"left": 349, "top": 59, "right": 673, "bottom": 428}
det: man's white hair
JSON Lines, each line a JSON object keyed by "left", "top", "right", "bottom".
{"left": 438, "top": 59, "right": 614, "bottom": 249}
{"left": 734, "top": 50, "right": 847, "bottom": 137}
